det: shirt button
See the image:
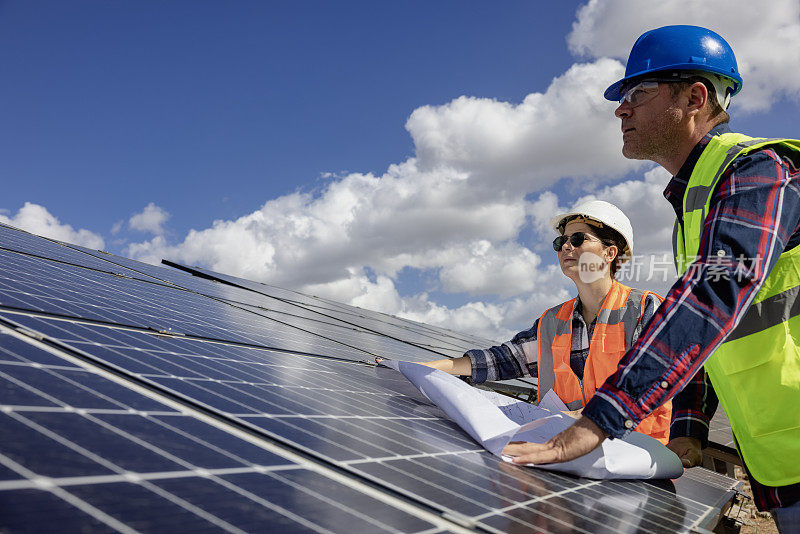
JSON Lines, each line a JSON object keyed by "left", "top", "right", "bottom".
{"left": 716, "top": 249, "right": 726, "bottom": 257}
{"left": 660, "top": 381, "right": 669, "bottom": 389}
{"left": 624, "top": 420, "right": 634, "bottom": 429}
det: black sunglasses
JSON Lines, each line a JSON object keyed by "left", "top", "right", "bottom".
{"left": 552, "top": 232, "right": 598, "bottom": 251}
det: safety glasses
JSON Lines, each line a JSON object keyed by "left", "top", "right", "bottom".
{"left": 618, "top": 81, "right": 661, "bottom": 107}
{"left": 552, "top": 231, "right": 600, "bottom": 252}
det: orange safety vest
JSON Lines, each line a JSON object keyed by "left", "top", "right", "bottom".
{"left": 536, "top": 280, "right": 672, "bottom": 444}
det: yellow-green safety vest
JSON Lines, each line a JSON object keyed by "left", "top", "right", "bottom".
{"left": 674, "top": 132, "right": 800, "bottom": 486}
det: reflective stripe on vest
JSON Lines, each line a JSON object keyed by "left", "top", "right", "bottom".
{"left": 536, "top": 281, "right": 672, "bottom": 443}
{"left": 537, "top": 299, "right": 576, "bottom": 409}
{"left": 675, "top": 132, "right": 800, "bottom": 485}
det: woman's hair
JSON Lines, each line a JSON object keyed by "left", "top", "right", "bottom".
{"left": 560, "top": 215, "right": 627, "bottom": 277}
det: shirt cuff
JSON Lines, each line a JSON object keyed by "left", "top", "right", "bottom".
{"left": 581, "top": 392, "right": 638, "bottom": 440}
{"left": 669, "top": 412, "right": 711, "bottom": 449}
{"left": 465, "top": 349, "right": 489, "bottom": 383}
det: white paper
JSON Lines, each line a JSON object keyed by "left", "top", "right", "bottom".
{"left": 538, "top": 389, "right": 568, "bottom": 412}
{"left": 382, "top": 359, "right": 683, "bottom": 480}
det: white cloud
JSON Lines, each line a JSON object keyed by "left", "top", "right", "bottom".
{"left": 567, "top": 0, "right": 800, "bottom": 111}
{"left": 402, "top": 298, "right": 512, "bottom": 342}
{"left": 527, "top": 191, "right": 567, "bottom": 236}
{"left": 0, "top": 202, "right": 105, "bottom": 249}
{"left": 129, "top": 203, "right": 170, "bottom": 235}
{"left": 300, "top": 270, "right": 527, "bottom": 342}
{"left": 407, "top": 59, "right": 644, "bottom": 194}
{"left": 398, "top": 274, "right": 574, "bottom": 342}
{"left": 302, "top": 269, "right": 404, "bottom": 314}
{"left": 438, "top": 241, "right": 544, "bottom": 298}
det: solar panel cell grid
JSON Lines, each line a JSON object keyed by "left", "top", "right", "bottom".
{"left": 0, "top": 490, "right": 117, "bottom": 534}
{"left": 1, "top": 229, "right": 493, "bottom": 364}
{"left": 0, "top": 250, "right": 385, "bottom": 362}
{"left": 0, "top": 328, "right": 445, "bottom": 533}
{"left": 9, "top": 239, "right": 470, "bottom": 363}
{"left": 0, "top": 224, "right": 138, "bottom": 280}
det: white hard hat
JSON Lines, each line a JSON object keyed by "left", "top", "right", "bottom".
{"left": 550, "top": 200, "right": 634, "bottom": 259}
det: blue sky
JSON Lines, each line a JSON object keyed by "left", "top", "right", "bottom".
{"left": 1, "top": 1, "right": 573, "bottom": 235}
{"left": 3, "top": 1, "right": 800, "bottom": 339}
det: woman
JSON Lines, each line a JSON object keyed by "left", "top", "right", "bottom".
{"left": 419, "top": 200, "right": 671, "bottom": 444}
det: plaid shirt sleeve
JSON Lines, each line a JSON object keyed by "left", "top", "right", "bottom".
{"left": 466, "top": 319, "right": 539, "bottom": 383}
{"left": 583, "top": 147, "right": 800, "bottom": 439}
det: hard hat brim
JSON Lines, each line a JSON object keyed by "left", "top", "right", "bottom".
{"left": 550, "top": 202, "right": 634, "bottom": 259}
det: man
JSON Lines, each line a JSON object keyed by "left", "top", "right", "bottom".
{"left": 502, "top": 25, "right": 800, "bottom": 530}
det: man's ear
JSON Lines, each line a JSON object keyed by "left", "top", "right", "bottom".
{"left": 685, "top": 81, "right": 708, "bottom": 116}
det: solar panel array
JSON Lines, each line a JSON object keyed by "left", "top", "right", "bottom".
{"left": 0, "top": 223, "right": 740, "bottom": 533}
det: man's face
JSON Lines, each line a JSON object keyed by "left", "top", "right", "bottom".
{"left": 614, "top": 82, "right": 683, "bottom": 162}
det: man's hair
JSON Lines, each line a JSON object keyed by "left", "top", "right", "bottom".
{"left": 668, "top": 75, "right": 730, "bottom": 124}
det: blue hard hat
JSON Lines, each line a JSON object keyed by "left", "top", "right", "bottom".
{"left": 604, "top": 25, "right": 743, "bottom": 102}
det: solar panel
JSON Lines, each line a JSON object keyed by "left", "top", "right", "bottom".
{"left": 0, "top": 225, "right": 494, "bottom": 365}
{"left": 0, "top": 224, "right": 740, "bottom": 533}
{"left": 166, "top": 261, "right": 498, "bottom": 352}
{"left": 0, "top": 247, "right": 407, "bottom": 363}
{"left": 0, "top": 323, "right": 444, "bottom": 533}
{"left": 165, "top": 261, "right": 537, "bottom": 390}
{"left": 0, "top": 227, "right": 463, "bottom": 365}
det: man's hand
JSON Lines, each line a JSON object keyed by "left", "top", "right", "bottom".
{"left": 502, "top": 416, "right": 607, "bottom": 465}
{"left": 667, "top": 437, "right": 703, "bottom": 467}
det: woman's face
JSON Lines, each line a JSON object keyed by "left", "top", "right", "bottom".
{"left": 557, "top": 221, "right": 615, "bottom": 283}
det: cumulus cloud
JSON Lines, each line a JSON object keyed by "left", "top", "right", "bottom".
{"left": 0, "top": 202, "right": 105, "bottom": 249}
{"left": 126, "top": 165, "right": 532, "bottom": 288}
{"left": 438, "top": 241, "right": 544, "bottom": 298}
{"left": 407, "top": 59, "right": 643, "bottom": 194}
{"left": 129, "top": 202, "right": 170, "bottom": 235}
{"left": 567, "top": 0, "right": 800, "bottom": 111}
{"left": 399, "top": 274, "right": 573, "bottom": 342}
